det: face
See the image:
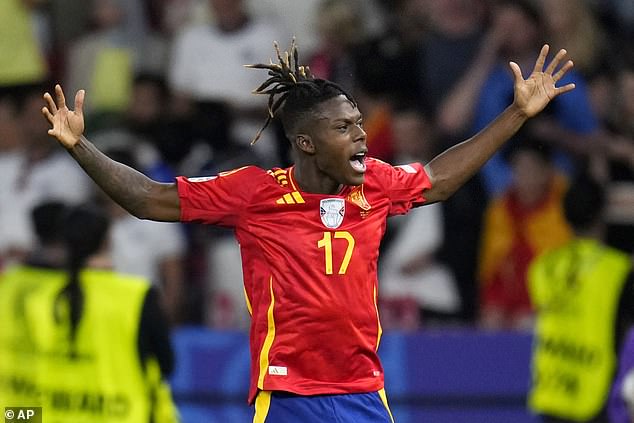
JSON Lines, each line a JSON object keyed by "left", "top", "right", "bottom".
{"left": 510, "top": 149, "right": 552, "bottom": 207}
{"left": 392, "top": 110, "right": 433, "bottom": 161}
{"left": 209, "top": 0, "right": 246, "bottom": 29}
{"left": 493, "top": 4, "right": 540, "bottom": 56}
{"left": 302, "top": 95, "right": 368, "bottom": 187}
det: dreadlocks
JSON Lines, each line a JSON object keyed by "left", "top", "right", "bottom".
{"left": 246, "top": 38, "right": 356, "bottom": 144}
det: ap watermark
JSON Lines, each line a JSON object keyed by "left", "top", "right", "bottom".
{"left": 4, "top": 408, "right": 41, "bottom": 423}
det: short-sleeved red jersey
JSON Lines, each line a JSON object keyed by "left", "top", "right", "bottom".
{"left": 176, "top": 158, "right": 431, "bottom": 403}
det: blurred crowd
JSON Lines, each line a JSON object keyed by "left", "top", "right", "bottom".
{"left": 0, "top": 0, "right": 633, "bottom": 331}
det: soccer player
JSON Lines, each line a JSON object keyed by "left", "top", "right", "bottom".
{"left": 42, "top": 41, "right": 575, "bottom": 422}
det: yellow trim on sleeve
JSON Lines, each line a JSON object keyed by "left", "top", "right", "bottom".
{"left": 257, "top": 277, "right": 276, "bottom": 389}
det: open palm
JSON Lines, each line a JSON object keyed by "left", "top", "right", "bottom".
{"left": 510, "top": 45, "right": 576, "bottom": 118}
{"left": 41, "top": 84, "right": 85, "bottom": 149}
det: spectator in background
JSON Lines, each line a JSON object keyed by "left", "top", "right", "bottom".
{"left": 416, "top": 0, "right": 490, "bottom": 120}
{"left": 0, "top": 84, "right": 92, "bottom": 267}
{"left": 379, "top": 105, "right": 461, "bottom": 327}
{"left": 603, "top": 64, "right": 634, "bottom": 255}
{"left": 348, "top": 0, "right": 427, "bottom": 164}
{"left": 65, "top": 0, "right": 167, "bottom": 121}
{"left": 0, "top": 0, "right": 48, "bottom": 90}
{"left": 167, "top": 0, "right": 288, "bottom": 168}
{"left": 439, "top": 0, "right": 600, "bottom": 197}
{"left": 97, "top": 148, "right": 187, "bottom": 325}
{"left": 0, "top": 95, "right": 22, "bottom": 154}
{"left": 537, "top": 0, "right": 608, "bottom": 80}
{"left": 0, "top": 203, "right": 180, "bottom": 422}
{"left": 89, "top": 73, "right": 176, "bottom": 182}
{"left": 409, "top": 0, "right": 491, "bottom": 323}
{"left": 353, "top": 0, "right": 423, "bottom": 105}
{"left": 25, "top": 201, "right": 68, "bottom": 269}
{"left": 308, "top": 0, "right": 368, "bottom": 94}
{"left": 478, "top": 134, "right": 572, "bottom": 331}
{"left": 527, "top": 173, "right": 634, "bottom": 423}
{"left": 548, "top": 61, "right": 634, "bottom": 257}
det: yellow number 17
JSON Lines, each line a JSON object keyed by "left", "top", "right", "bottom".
{"left": 317, "top": 231, "right": 355, "bottom": 275}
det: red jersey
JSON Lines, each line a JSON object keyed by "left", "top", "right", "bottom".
{"left": 176, "top": 158, "right": 431, "bottom": 403}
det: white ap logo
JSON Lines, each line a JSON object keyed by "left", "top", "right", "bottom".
{"left": 320, "top": 198, "right": 345, "bottom": 229}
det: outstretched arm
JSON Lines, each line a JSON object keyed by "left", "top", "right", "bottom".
{"left": 423, "top": 45, "right": 576, "bottom": 204}
{"left": 42, "top": 85, "right": 181, "bottom": 222}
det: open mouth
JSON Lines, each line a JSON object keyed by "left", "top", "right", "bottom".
{"left": 349, "top": 152, "right": 367, "bottom": 173}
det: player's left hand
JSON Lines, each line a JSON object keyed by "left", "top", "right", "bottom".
{"left": 510, "top": 44, "right": 576, "bottom": 118}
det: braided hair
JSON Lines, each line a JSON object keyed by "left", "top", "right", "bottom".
{"left": 246, "top": 38, "right": 356, "bottom": 144}
{"left": 54, "top": 204, "right": 110, "bottom": 358}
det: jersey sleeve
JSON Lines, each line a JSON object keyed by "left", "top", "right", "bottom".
{"left": 176, "top": 165, "right": 261, "bottom": 227}
{"left": 373, "top": 159, "right": 432, "bottom": 216}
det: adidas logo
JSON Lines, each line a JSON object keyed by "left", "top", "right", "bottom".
{"left": 276, "top": 191, "right": 305, "bottom": 205}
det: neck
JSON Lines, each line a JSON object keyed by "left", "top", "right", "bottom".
{"left": 293, "top": 163, "right": 342, "bottom": 195}
{"left": 575, "top": 223, "right": 604, "bottom": 241}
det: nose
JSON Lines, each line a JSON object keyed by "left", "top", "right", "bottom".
{"left": 353, "top": 124, "right": 366, "bottom": 142}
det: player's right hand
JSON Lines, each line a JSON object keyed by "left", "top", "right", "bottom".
{"left": 42, "top": 84, "right": 85, "bottom": 149}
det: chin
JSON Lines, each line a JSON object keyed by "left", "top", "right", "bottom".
{"left": 346, "top": 173, "right": 365, "bottom": 186}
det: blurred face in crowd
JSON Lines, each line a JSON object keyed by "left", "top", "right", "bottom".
{"left": 392, "top": 110, "right": 434, "bottom": 162}
{"left": 316, "top": 0, "right": 364, "bottom": 51}
{"left": 91, "top": 0, "right": 124, "bottom": 29}
{"left": 209, "top": 0, "right": 247, "bottom": 31}
{"left": 510, "top": 148, "right": 553, "bottom": 207}
{"left": 491, "top": 3, "right": 541, "bottom": 58}
{"left": 425, "top": 0, "right": 488, "bottom": 37}
{"left": 128, "top": 81, "right": 163, "bottom": 127}
{"left": 21, "top": 93, "right": 53, "bottom": 152}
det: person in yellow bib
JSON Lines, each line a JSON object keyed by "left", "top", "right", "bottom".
{"left": 527, "top": 173, "right": 634, "bottom": 423}
{"left": 0, "top": 202, "right": 180, "bottom": 423}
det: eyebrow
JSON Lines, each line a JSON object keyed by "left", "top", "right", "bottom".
{"left": 330, "top": 114, "right": 363, "bottom": 124}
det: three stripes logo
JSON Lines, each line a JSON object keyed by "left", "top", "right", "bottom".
{"left": 268, "top": 169, "right": 305, "bottom": 205}
{"left": 276, "top": 191, "right": 305, "bottom": 205}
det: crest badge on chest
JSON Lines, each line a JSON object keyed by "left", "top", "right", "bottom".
{"left": 320, "top": 198, "right": 345, "bottom": 229}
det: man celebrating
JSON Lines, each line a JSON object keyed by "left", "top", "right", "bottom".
{"left": 42, "top": 41, "right": 575, "bottom": 422}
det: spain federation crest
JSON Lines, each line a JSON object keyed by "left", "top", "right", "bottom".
{"left": 320, "top": 198, "right": 345, "bottom": 229}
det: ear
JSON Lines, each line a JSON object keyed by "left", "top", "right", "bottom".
{"left": 294, "top": 134, "right": 315, "bottom": 154}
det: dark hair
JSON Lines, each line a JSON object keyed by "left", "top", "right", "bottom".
{"left": 133, "top": 72, "right": 168, "bottom": 97}
{"left": 502, "top": 127, "right": 553, "bottom": 164}
{"left": 31, "top": 200, "right": 68, "bottom": 245}
{"left": 55, "top": 204, "right": 110, "bottom": 357}
{"left": 497, "top": 0, "right": 541, "bottom": 25}
{"left": 563, "top": 172, "right": 606, "bottom": 231}
{"left": 246, "top": 39, "right": 356, "bottom": 143}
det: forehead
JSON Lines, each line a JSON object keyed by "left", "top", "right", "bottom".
{"left": 314, "top": 95, "right": 360, "bottom": 122}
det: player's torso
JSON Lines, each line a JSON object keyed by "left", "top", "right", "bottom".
{"left": 234, "top": 167, "right": 392, "bottom": 391}
{"left": 237, "top": 168, "right": 390, "bottom": 319}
